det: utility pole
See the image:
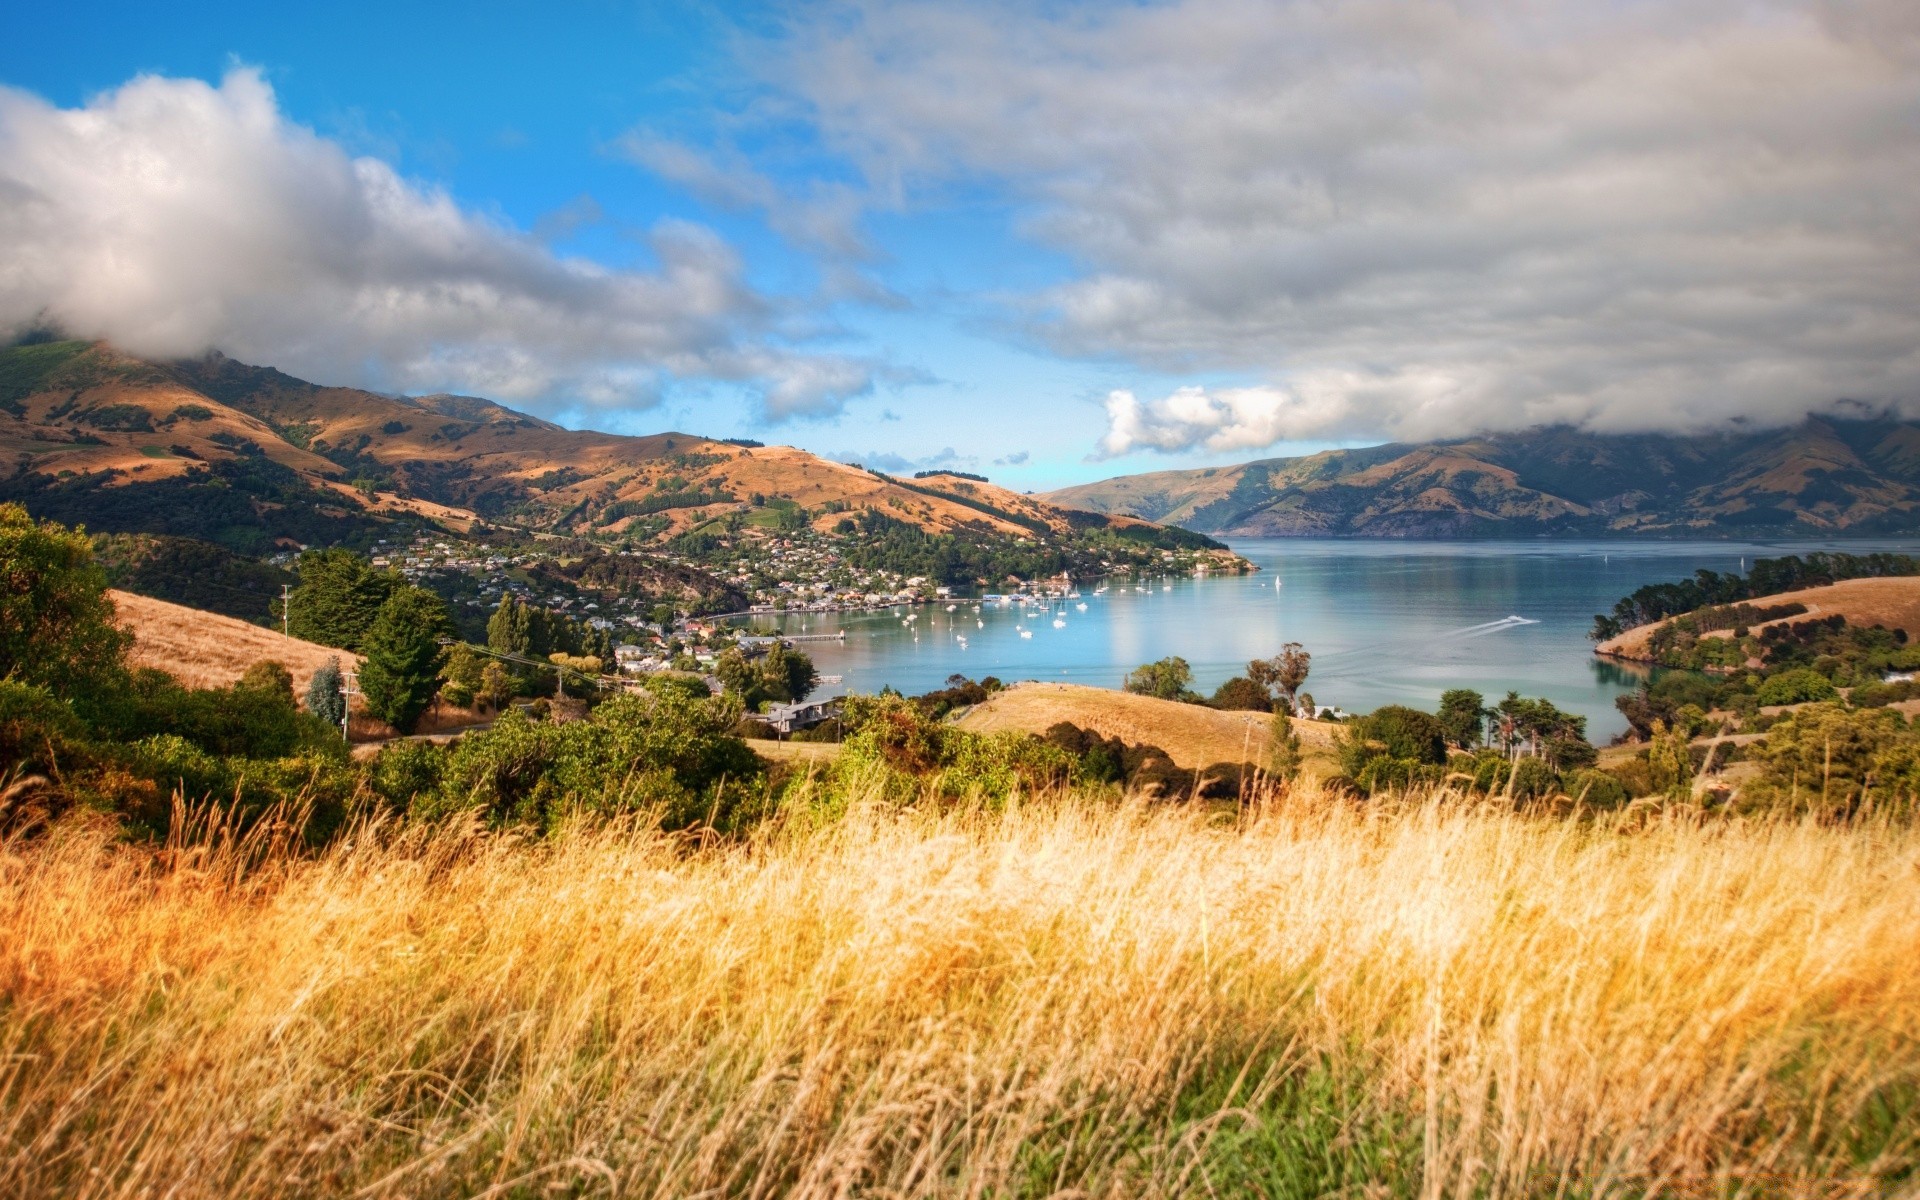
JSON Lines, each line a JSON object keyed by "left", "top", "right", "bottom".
{"left": 281, "top": 584, "right": 292, "bottom": 639}
{"left": 340, "top": 669, "right": 359, "bottom": 743}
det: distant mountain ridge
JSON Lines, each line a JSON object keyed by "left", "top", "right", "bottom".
{"left": 1044, "top": 421, "right": 1920, "bottom": 537}
{"left": 0, "top": 340, "right": 1181, "bottom": 554}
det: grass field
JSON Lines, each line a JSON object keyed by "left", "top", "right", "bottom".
{"left": 112, "top": 588, "right": 357, "bottom": 694}
{"left": 3, "top": 775, "right": 1916, "bottom": 1198}
{"left": 956, "top": 682, "right": 1340, "bottom": 769}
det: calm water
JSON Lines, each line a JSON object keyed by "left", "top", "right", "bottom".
{"left": 744, "top": 538, "right": 1920, "bottom": 741}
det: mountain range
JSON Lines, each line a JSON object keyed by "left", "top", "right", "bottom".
{"left": 1044, "top": 421, "right": 1920, "bottom": 538}
{"left": 0, "top": 339, "right": 1171, "bottom": 554}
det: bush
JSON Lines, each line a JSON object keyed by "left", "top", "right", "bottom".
{"left": 422, "top": 690, "right": 763, "bottom": 833}
{"left": 1756, "top": 667, "right": 1838, "bottom": 707}
{"left": 1562, "top": 768, "right": 1631, "bottom": 808}
{"left": 1124, "top": 657, "right": 1198, "bottom": 703}
{"left": 1210, "top": 676, "right": 1272, "bottom": 711}
{"left": 1341, "top": 706, "right": 1448, "bottom": 777}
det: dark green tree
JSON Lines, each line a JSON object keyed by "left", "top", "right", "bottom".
{"left": 486, "top": 595, "right": 532, "bottom": 658}
{"left": 1211, "top": 676, "right": 1273, "bottom": 711}
{"left": 1437, "top": 689, "right": 1488, "bottom": 750}
{"left": 287, "top": 548, "right": 395, "bottom": 651}
{"left": 358, "top": 587, "right": 454, "bottom": 733}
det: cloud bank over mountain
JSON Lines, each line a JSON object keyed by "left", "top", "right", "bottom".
{"left": 0, "top": 69, "right": 876, "bottom": 420}
{"left": 766, "top": 0, "right": 1920, "bottom": 453}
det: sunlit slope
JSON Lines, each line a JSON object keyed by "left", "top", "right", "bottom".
{"left": 0, "top": 341, "right": 1179, "bottom": 545}
{"left": 1597, "top": 575, "right": 1920, "bottom": 660}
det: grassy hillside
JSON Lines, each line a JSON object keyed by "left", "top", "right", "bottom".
{"left": 3, "top": 784, "right": 1914, "bottom": 1196}
{"left": 956, "top": 681, "right": 1339, "bottom": 769}
{"left": 1597, "top": 575, "right": 1920, "bottom": 662}
{"left": 113, "top": 588, "right": 357, "bottom": 693}
{"left": 1047, "top": 420, "right": 1920, "bottom": 537}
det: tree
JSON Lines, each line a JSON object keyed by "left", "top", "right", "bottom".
{"left": 1267, "top": 708, "right": 1302, "bottom": 779}
{"left": 358, "top": 587, "right": 454, "bottom": 733}
{"left": 1437, "top": 689, "right": 1488, "bottom": 750}
{"left": 440, "top": 644, "right": 483, "bottom": 708}
{"left": 478, "top": 661, "right": 515, "bottom": 710}
{"left": 286, "top": 549, "right": 395, "bottom": 651}
{"left": 1212, "top": 676, "right": 1273, "bottom": 711}
{"left": 763, "top": 643, "right": 818, "bottom": 704}
{"left": 0, "top": 503, "right": 131, "bottom": 699}
{"left": 715, "top": 643, "right": 818, "bottom": 710}
{"left": 1249, "top": 644, "right": 1311, "bottom": 713}
{"left": 305, "top": 656, "right": 346, "bottom": 728}
{"left": 1124, "top": 656, "right": 1196, "bottom": 702}
{"left": 487, "top": 595, "right": 532, "bottom": 658}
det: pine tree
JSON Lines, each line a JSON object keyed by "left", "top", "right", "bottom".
{"left": 487, "top": 595, "right": 531, "bottom": 658}
{"left": 287, "top": 549, "right": 396, "bottom": 651}
{"left": 359, "top": 587, "right": 454, "bottom": 733}
{"left": 305, "top": 656, "right": 346, "bottom": 728}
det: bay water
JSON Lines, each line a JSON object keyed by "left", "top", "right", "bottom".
{"left": 744, "top": 538, "right": 1920, "bottom": 742}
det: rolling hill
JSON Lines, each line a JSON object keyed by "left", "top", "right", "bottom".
{"left": 0, "top": 339, "right": 1196, "bottom": 556}
{"left": 1045, "top": 421, "right": 1920, "bottom": 538}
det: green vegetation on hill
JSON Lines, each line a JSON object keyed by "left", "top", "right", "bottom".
{"left": 1591, "top": 551, "right": 1920, "bottom": 639}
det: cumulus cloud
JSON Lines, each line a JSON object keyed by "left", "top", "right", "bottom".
{"left": 0, "top": 69, "right": 877, "bottom": 420}
{"left": 766, "top": 0, "right": 1920, "bottom": 449}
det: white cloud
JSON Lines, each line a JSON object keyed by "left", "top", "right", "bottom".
{"left": 0, "top": 69, "right": 877, "bottom": 420}
{"left": 765, "top": 0, "right": 1920, "bottom": 450}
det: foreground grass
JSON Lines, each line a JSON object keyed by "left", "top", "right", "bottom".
{"left": 2, "top": 780, "right": 1918, "bottom": 1198}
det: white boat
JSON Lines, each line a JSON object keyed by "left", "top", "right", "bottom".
{"left": 1020, "top": 630, "right": 1033, "bottom": 639}
{"left": 1052, "top": 618, "right": 1066, "bottom": 628}
{"left": 1075, "top": 602, "right": 1087, "bottom": 611}
{"left": 946, "top": 604, "right": 956, "bottom": 612}
{"left": 977, "top": 619, "right": 984, "bottom": 628}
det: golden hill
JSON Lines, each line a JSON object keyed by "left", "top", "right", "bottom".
{"left": 955, "top": 681, "right": 1339, "bottom": 769}
{"left": 0, "top": 341, "right": 1176, "bottom": 549}
{"left": 111, "top": 588, "right": 357, "bottom": 693}
{"left": 1596, "top": 576, "right": 1920, "bottom": 662}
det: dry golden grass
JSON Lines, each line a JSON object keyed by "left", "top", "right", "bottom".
{"left": 957, "top": 681, "right": 1339, "bottom": 768}
{"left": 3, "top": 778, "right": 1916, "bottom": 1198}
{"left": 112, "top": 589, "right": 358, "bottom": 694}
{"left": 1596, "top": 576, "right": 1920, "bottom": 660}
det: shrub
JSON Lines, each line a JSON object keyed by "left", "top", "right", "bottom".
{"left": 1210, "top": 676, "right": 1272, "bottom": 711}
{"left": 1561, "top": 768, "right": 1631, "bottom": 808}
{"left": 1756, "top": 667, "right": 1838, "bottom": 707}
{"left": 1124, "top": 657, "right": 1198, "bottom": 703}
{"left": 424, "top": 691, "right": 762, "bottom": 833}
{"left": 371, "top": 739, "right": 447, "bottom": 813}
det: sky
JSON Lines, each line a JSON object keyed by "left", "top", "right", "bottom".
{"left": 2, "top": 0, "right": 1917, "bottom": 490}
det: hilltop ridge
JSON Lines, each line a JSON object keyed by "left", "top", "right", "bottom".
{"left": 0, "top": 340, "right": 1205, "bottom": 558}
{"left": 1046, "top": 422, "right": 1920, "bottom": 538}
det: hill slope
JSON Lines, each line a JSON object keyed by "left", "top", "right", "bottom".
{"left": 0, "top": 340, "right": 1186, "bottom": 554}
{"left": 955, "top": 682, "right": 1338, "bottom": 770}
{"left": 1595, "top": 576, "right": 1920, "bottom": 662}
{"left": 113, "top": 589, "right": 357, "bottom": 693}
{"left": 1046, "top": 421, "right": 1920, "bottom": 537}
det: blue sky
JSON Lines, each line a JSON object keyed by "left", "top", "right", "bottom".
{"left": 3, "top": 1, "right": 1915, "bottom": 488}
